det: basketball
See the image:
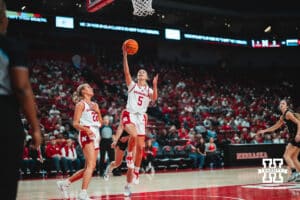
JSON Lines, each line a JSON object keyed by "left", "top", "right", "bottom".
{"left": 123, "top": 39, "right": 139, "bottom": 55}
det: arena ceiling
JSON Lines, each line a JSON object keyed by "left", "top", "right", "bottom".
{"left": 6, "top": 0, "right": 300, "bottom": 16}
{"left": 5, "top": 0, "right": 300, "bottom": 38}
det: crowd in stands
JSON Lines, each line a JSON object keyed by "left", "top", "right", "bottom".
{"left": 19, "top": 54, "right": 295, "bottom": 177}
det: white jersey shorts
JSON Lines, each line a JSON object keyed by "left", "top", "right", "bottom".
{"left": 78, "top": 126, "right": 100, "bottom": 150}
{"left": 121, "top": 110, "right": 147, "bottom": 136}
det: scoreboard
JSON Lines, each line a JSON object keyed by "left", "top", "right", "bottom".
{"left": 251, "top": 39, "right": 300, "bottom": 48}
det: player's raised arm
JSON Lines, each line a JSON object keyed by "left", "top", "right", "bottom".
{"left": 151, "top": 74, "right": 158, "bottom": 101}
{"left": 122, "top": 43, "right": 132, "bottom": 86}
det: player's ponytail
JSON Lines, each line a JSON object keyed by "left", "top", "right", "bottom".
{"left": 294, "top": 113, "right": 300, "bottom": 120}
{"left": 72, "top": 91, "right": 80, "bottom": 104}
{"left": 72, "top": 83, "right": 87, "bottom": 104}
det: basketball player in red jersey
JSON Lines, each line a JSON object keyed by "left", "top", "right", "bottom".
{"left": 122, "top": 43, "right": 158, "bottom": 190}
{"left": 57, "top": 83, "right": 102, "bottom": 200}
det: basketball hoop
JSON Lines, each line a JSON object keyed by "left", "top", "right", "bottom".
{"left": 131, "top": 0, "right": 155, "bottom": 17}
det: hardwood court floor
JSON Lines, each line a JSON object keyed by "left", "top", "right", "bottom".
{"left": 17, "top": 167, "right": 300, "bottom": 200}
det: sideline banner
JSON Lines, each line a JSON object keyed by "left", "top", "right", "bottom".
{"left": 223, "top": 144, "right": 286, "bottom": 167}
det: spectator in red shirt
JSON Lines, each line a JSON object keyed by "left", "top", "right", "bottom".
{"left": 231, "top": 133, "right": 241, "bottom": 144}
{"left": 45, "top": 138, "right": 62, "bottom": 174}
{"left": 251, "top": 134, "right": 264, "bottom": 144}
{"left": 239, "top": 128, "right": 251, "bottom": 144}
{"left": 61, "top": 139, "right": 81, "bottom": 175}
{"left": 162, "top": 103, "right": 172, "bottom": 115}
{"left": 21, "top": 142, "right": 35, "bottom": 175}
{"left": 178, "top": 126, "right": 189, "bottom": 139}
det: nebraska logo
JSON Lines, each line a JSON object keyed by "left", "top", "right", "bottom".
{"left": 236, "top": 152, "right": 268, "bottom": 160}
{"left": 258, "top": 158, "right": 288, "bottom": 183}
{"left": 134, "top": 90, "right": 148, "bottom": 97}
{"left": 82, "top": 136, "right": 87, "bottom": 142}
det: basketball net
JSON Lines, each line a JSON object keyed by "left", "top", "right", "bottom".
{"left": 131, "top": 0, "right": 155, "bottom": 16}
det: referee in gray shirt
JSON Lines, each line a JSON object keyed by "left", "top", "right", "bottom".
{"left": 99, "top": 116, "right": 115, "bottom": 176}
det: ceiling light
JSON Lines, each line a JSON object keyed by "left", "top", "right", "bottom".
{"left": 21, "top": 6, "right": 26, "bottom": 10}
{"left": 264, "top": 25, "right": 271, "bottom": 33}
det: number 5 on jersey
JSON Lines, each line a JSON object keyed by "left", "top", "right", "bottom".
{"left": 137, "top": 95, "right": 144, "bottom": 106}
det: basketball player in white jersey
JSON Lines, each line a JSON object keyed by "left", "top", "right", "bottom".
{"left": 103, "top": 109, "right": 148, "bottom": 196}
{"left": 122, "top": 43, "right": 158, "bottom": 194}
{"left": 57, "top": 83, "right": 102, "bottom": 200}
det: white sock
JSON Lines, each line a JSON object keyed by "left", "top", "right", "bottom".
{"left": 65, "top": 179, "right": 71, "bottom": 185}
{"left": 80, "top": 189, "right": 87, "bottom": 194}
{"left": 134, "top": 167, "right": 140, "bottom": 173}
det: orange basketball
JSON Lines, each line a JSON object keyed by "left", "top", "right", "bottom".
{"left": 124, "top": 39, "right": 139, "bottom": 55}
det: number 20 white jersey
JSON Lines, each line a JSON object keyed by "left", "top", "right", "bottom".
{"left": 126, "top": 81, "right": 153, "bottom": 114}
{"left": 79, "top": 101, "right": 101, "bottom": 127}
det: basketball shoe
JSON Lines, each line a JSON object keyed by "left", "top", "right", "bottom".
{"left": 103, "top": 163, "right": 111, "bottom": 181}
{"left": 133, "top": 170, "right": 140, "bottom": 184}
{"left": 294, "top": 173, "right": 300, "bottom": 182}
{"left": 287, "top": 172, "right": 299, "bottom": 182}
{"left": 124, "top": 185, "right": 131, "bottom": 197}
{"left": 78, "top": 190, "right": 91, "bottom": 200}
{"left": 56, "top": 180, "right": 70, "bottom": 198}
